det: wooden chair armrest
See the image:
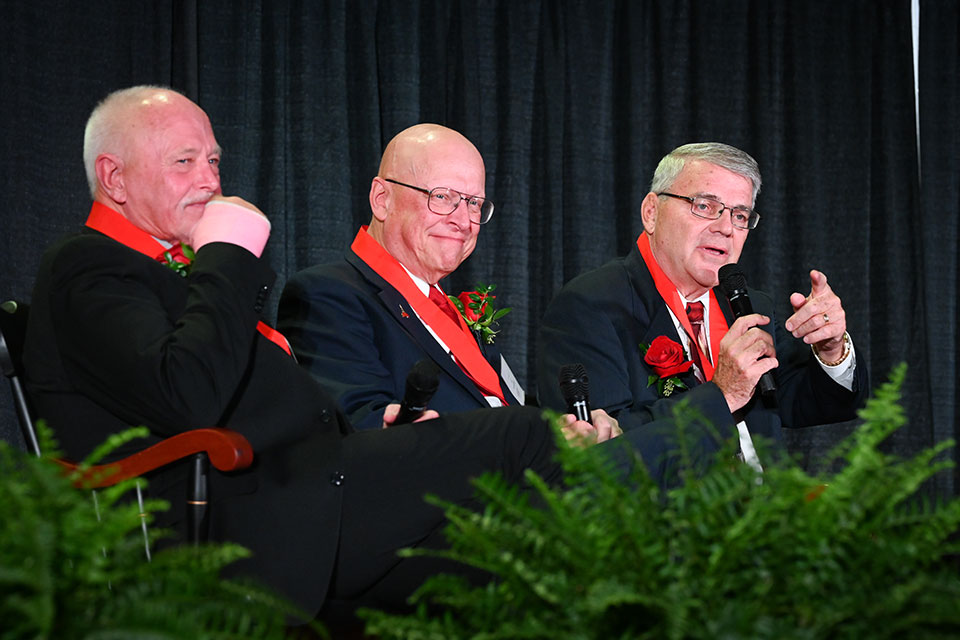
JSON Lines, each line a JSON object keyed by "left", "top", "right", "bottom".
{"left": 56, "top": 428, "right": 254, "bottom": 488}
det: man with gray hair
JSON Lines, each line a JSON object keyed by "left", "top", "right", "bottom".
{"left": 536, "top": 142, "right": 868, "bottom": 484}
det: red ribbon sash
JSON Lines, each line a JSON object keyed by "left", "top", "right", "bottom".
{"left": 636, "top": 233, "right": 728, "bottom": 381}
{"left": 351, "top": 227, "right": 506, "bottom": 403}
{"left": 86, "top": 201, "right": 169, "bottom": 258}
{"left": 84, "top": 202, "right": 292, "bottom": 357}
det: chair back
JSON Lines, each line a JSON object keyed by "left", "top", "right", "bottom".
{"left": 0, "top": 300, "right": 40, "bottom": 456}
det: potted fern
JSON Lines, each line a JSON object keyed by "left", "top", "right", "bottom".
{"left": 361, "top": 364, "right": 960, "bottom": 639}
{"left": 0, "top": 425, "right": 325, "bottom": 639}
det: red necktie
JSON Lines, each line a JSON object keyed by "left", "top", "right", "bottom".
{"left": 429, "top": 287, "right": 462, "bottom": 326}
{"left": 686, "top": 301, "right": 708, "bottom": 376}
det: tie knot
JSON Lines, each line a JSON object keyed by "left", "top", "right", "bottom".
{"left": 686, "top": 301, "right": 704, "bottom": 324}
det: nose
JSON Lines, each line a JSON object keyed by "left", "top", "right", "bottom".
{"left": 196, "top": 159, "right": 220, "bottom": 193}
{"left": 446, "top": 197, "right": 473, "bottom": 228}
{"left": 709, "top": 207, "right": 735, "bottom": 235}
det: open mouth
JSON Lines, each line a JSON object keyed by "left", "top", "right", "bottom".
{"left": 701, "top": 245, "right": 727, "bottom": 258}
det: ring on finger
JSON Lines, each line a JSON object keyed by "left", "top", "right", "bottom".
{"left": 823, "top": 313, "right": 830, "bottom": 324}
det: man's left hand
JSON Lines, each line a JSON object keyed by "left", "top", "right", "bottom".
{"left": 785, "top": 269, "right": 846, "bottom": 362}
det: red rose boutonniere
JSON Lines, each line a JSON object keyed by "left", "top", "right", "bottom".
{"left": 449, "top": 283, "right": 511, "bottom": 344}
{"left": 639, "top": 336, "right": 694, "bottom": 397}
{"left": 161, "top": 242, "right": 196, "bottom": 277}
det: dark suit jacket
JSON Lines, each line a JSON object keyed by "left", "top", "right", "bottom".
{"left": 537, "top": 243, "right": 869, "bottom": 481}
{"left": 24, "top": 230, "right": 348, "bottom": 616}
{"left": 278, "top": 250, "right": 523, "bottom": 430}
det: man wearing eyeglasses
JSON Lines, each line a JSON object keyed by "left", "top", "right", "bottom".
{"left": 537, "top": 142, "right": 868, "bottom": 483}
{"left": 280, "top": 124, "right": 618, "bottom": 438}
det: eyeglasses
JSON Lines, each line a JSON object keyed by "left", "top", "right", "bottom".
{"left": 384, "top": 178, "right": 495, "bottom": 225}
{"left": 658, "top": 192, "right": 760, "bottom": 230}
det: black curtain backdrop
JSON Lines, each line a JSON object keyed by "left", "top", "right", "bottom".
{"left": 1, "top": 1, "right": 955, "bottom": 496}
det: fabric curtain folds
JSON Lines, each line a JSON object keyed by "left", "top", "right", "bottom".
{"left": 0, "top": 0, "right": 955, "bottom": 497}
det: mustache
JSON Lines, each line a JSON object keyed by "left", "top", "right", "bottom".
{"left": 183, "top": 193, "right": 217, "bottom": 208}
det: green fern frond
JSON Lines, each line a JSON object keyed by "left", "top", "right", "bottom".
{"left": 360, "top": 364, "right": 960, "bottom": 639}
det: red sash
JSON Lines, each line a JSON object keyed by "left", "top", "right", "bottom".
{"left": 636, "top": 233, "right": 728, "bottom": 381}
{"left": 84, "top": 202, "right": 292, "bottom": 357}
{"left": 351, "top": 226, "right": 507, "bottom": 403}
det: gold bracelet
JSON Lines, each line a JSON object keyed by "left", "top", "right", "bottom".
{"left": 815, "top": 331, "right": 851, "bottom": 367}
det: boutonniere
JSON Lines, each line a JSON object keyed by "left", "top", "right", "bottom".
{"left": 639, "top": 336, "right": 694, "bottom": 397}
{"left": 161, "top": 243, "right": 196, "bottom": 277}
{"left": 449, "top": 283, "right": 511, "bottom": 344}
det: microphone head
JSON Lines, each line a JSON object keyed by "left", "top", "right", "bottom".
{"left": 406, "top": 359, "right": 440, "bottom": 397}
{"left": 558, "top": 363, "right": 589, "bottom": 402}
{"left": 718, "top": 263, "right": 748, "bottom": 298}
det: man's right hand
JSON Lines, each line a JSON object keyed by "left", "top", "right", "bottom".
{"left": 190, "top": 195, "right": 271, "bottom": 257}
{"left": 206, "top": 194, "right": 268, "bottom": 218}
{"left": 381, "top": 403, "right": 440, "bottom": 429}
{"left": 711, "top": 313, "right": 778, "bottom": 413}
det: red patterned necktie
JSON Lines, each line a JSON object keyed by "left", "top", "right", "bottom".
{"left": 429, "top": 287, "right": 462, "bottom": 326}
{"left": 686, "top": 301, "right": 709, "bottom": 375}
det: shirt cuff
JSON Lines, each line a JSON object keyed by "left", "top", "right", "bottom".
{"left": 814, "top": 333, "right": 857, "bottom": 392}
{"left": 192, "top": 200, "right": 271, "bottom": 257}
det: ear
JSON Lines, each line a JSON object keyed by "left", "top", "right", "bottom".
{"left": 369, "top": 176, "right": 389, "bottom": 222}
{"left": 95, "top": 154, "right": 127, "bottom": 204}
{"left": 640, "top": 192, "right": 660, "bottom": 234}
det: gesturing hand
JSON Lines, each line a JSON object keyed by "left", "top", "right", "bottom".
{"left": 785, "top": 270, "right": 846, "bottom": 363}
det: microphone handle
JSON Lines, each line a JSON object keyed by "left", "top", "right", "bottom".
{"left": 569, "top": 398, "right": 591, "bottom": 424}
{"left": 394, "top": 402, "right": 428, "bottom": 425}
{"left": 728, "top": 291, "right": 777, "bottom": 398}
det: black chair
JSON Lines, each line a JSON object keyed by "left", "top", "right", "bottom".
{"left": 0, "top": 299, "right": 254, "bottom": 545}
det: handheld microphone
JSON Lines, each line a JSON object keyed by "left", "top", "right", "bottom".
{"left": 558, "top": 363, "right": 592, "bottom": 424}
{"left": 394, "top": 359, "right": 440, "bottom": 424}
{"left": 717, "top": 264, "right": 777, "bottom": 398}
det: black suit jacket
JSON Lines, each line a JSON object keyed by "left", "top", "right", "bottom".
{"left": 537, "top": 243, "right": 869, "bottom": 481}
{"left": 278, "top": 250, "right": 523, "bottom": 430}
{"left": 24, "top": 230, "right": 348, "bottom": 615}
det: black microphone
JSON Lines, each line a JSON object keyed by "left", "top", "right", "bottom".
{"left": 717, "top": 264, "right": 777, "bottom": 398}
{"left": 394, "top": 359, "right": 440, "bottom": 424}
{"left": 558, "top": 363, "right": 592, "bottom": 424}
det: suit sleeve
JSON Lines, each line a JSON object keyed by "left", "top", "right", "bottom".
{"left": 47, "top": 239, "right": 275, "bottom": 433}
{"left": 278, "top": 270, "right": 398, "bottom": 430}
{"left": 770, "top": 311, "right": 870, "bottom": 428}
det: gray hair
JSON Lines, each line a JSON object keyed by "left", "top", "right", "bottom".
{"left": 82, "top": 85, "right": 177, "bottom": 198}
{"left": 650, "top": 142, "right": 762, "bottom": 205}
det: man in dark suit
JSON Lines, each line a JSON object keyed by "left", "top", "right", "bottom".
{"left": 279, "top": 124, "right": 619, "bottom": 437}
{"left": 537, "top": 142, "right": 868, "bottom": 483}
{"left": 22, "top": 86, "right": 569, "bottom": 623}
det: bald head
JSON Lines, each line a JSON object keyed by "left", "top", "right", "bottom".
{"left": 377, "top": 123, "right": 485, "bottom": 186}
{"left": 368, "top": 124, "right": 487, "bottom": 284}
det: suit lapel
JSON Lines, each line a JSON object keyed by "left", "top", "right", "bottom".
{"left": 346, "top": 252, "right": 494, "bottom": 406}
{"left": 626, "top": 247, "right": 699, "bottom": 390}
{"left": 476, "top": 339, "right": 523, "bottom": 405}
